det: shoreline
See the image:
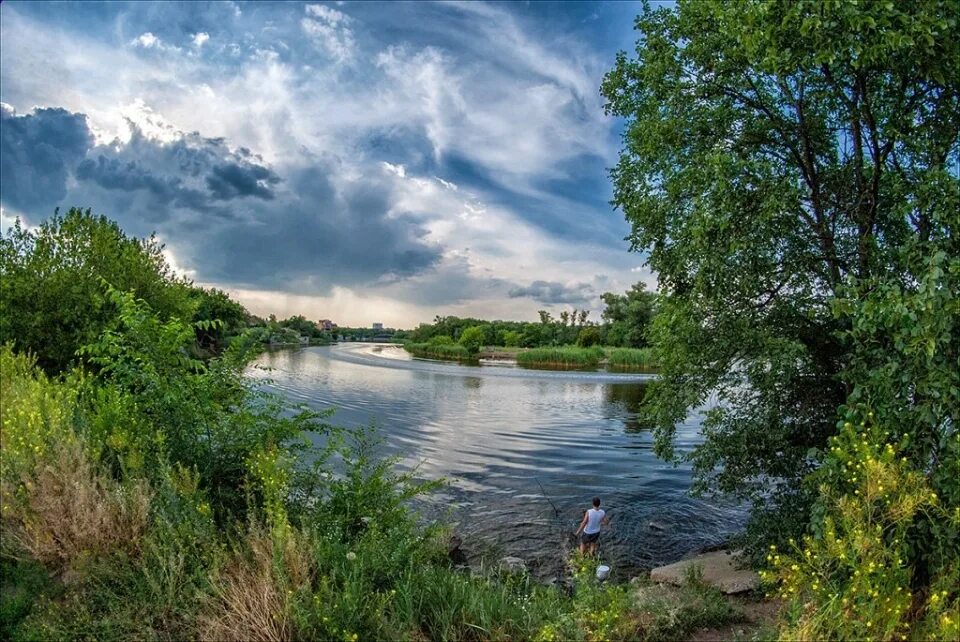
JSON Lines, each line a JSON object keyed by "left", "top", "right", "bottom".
{"left": 402, "top": 344, "right": 660, "bottom": 373}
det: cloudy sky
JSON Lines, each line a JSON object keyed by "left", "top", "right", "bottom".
{"left": 0, "top": 1, "right": 653, "bottom": 327}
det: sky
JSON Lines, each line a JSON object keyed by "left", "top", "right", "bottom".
{"left": 0, "top": 0, "right": 653, "bottom": 328}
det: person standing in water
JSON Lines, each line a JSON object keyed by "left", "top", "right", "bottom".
{"left": 575, "top": 497, "right": 609, "bottom": 555}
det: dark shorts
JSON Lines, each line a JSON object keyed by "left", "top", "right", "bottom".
{"left": 581, "top": 531, "right": 600, "bottom": 544}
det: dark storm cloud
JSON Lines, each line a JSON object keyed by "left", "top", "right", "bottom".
{"left": 76, "top": 125, "right": 280, "bottom": 211}
{"left": 508, "top": 280, "right": 594, "bottom": 305}
{"left": 1, "top": 104, "right": 443, "bottom": 294}
{"left": 75, "top": 154, "right": 206, "bottom": 208}
{"left": 206, "top": 162, "right": 279, "bottom": 200}
{"left": 0, "top": 105, "right": 94, "bottom": 212}
{"left": 1, "top": 107, "right": 279, "bottom": 218}
{"left": 192, "top": 161, "right": 442, "bottom": 293}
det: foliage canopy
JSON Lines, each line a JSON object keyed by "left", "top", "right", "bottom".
{"left": 0, "top": 208, "right": 194, "bottom": 373}
{"left": 602, "top": 0, "right": 959, "bottom": 553}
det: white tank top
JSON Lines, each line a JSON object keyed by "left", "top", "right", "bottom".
{"left": 584, "top": 508, "right": 605, "bottom": 534}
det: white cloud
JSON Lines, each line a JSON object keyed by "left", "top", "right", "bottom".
{"left": 305, "top": 4, "right": 350, "bottom": 25}
{"left": 0, "top": 2, "right": 648, "bottom": 326}
{"left": 131, "top": 32, "right": 160, "bottom": 48}
{"left": 301, "top": 4, "right": 354, "bottom": 63}
{"left": 434, "top": 177, "right": 457, "bottom": 191}
{"left": 128, "top": 30, "right": 184, "bottom": 54}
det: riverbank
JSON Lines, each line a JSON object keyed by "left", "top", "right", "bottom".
{"left": 2, "top": 344, "right": 758, "bottom": 641}
{"left": 403, "top": 342, "right": 658, "bottom": 372}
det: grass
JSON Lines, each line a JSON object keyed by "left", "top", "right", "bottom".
{"left": 605, "top": 347, "right": 657, "bottom": 370}
{"left": 513, "top": 346, "right": 659, "bottom": 371}
{"left": 0, "top": 559, "right": 53, "bottom": 640}
{"left": 630, "top": 566, "right": 746, "bottom": 641}
{"left": 404, "top": 342, "right": 659, "bottom": 371}
{"left": 403, "top": 342, "right": 473, "bottom": 361}
{"left": 516, "top": 345, "right": 606, "bottom": 368}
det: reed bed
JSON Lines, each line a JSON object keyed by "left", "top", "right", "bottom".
{"left": 516, "top": 346, "right": 605, "bottom": 368}
{"left": 403, "top": 342, "right": 472, "bottom": 361}
{"left": 604, "top": 347, "right": 657, "bottom": 370}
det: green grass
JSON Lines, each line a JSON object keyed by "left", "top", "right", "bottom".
{"left": 516, "top": 345, "right": 605, "bottom": 368}
{"left": 631, "top": 566, "right": 746, "bottom": 642}
{"left": 403, "top": 342, "right": 473, "bottom": 361}
{"left": 0, "top": 559, "right": 54, "bottom": 640}
{"left": 604, "top": 347, "right": 657, "bottom": 370}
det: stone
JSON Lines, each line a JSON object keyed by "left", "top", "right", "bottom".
{"left": 649, "top": 550, "right": 759, "bottom": 594}
{"left": 498, "top": 556, "right": 528, "bottom": 573}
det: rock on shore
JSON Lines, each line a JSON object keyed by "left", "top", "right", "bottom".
{"left": 649, "top": 550, "right": 759, "bottom": 594}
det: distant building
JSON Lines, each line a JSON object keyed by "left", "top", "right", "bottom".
{"left": 318, "top": 319, "right": 337, "bottom": 331}
{"left": 372, "top": 322, "right": 384, "bottom": 330}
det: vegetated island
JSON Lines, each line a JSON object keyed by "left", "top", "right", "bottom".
{"left": 404, "top": 341, "right": 658, "bottom": 371}
{"left": 401, "top": 291, "right": 659, "bottom": 371}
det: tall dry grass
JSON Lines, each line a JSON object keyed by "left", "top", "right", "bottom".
{"left": 3, "top": 439, "right": 151, "bottom": 569}
{"left": 197, "top": 528, "right": 312, "bottom": 642}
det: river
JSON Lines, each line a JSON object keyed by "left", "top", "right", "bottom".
{"left": 249, "top": 343, "right": 745, "bottom": 580}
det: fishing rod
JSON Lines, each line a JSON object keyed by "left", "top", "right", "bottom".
{"left": 534, "top": 476, "right": 563, "bottom": 524}
{"left": 534, "top": 476, "right": 575, "bottom": 552}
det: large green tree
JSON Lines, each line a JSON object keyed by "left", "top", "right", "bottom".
{"left": 602, "top": 0, "right": 959, "bottom": 545}
{"left": 0, "top": 208, "right": 195, "bottom": 373}
{"left": 600, "top": 283, "right": 657, "bottom": 348}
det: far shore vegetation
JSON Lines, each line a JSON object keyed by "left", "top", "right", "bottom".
{"left": 401, "top": 284, "right": 659, "bottom": 370}
{"left": 403, "top": 339, "right": 658, "bottom": 372}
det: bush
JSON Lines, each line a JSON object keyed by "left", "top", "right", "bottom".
{"left": 765, "top": 406, "right": 959, "bottom": 641}
{"left": 0, "top": 209, "right": 194, "bottom": 373}
{"left": 7, "top": 440, "right": 151, "bottom": 570}
{"left": 458, "top": 326, "right": 485, "bottom": 355}
{"left": 576, "top": 326, "right": 602, "bottom": 347}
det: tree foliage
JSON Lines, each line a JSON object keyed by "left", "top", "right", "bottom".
{"left": 408, "top": 283, "right": 655, "bottom": 349}
{"left": 458, "top": 326, "right": 486, "bottom": 354}
{"left": 190, "top": 287, "right": 250, "bottom": 352}
{"left": 602, "top": 0, "right": 959, "bottom": 550}
{"left": 0, "top": 209, "right": 194, "bottom": 373}
{"left": 600, "top": 283, "right": 657, "bottom": 348}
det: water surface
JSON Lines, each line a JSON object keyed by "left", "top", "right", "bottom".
{"left": 249, "top": 343, "right": 744, "bottom": 579}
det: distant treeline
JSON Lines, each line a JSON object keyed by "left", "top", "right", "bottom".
{"left": 407, "top": 283, "right": 657, "bottom": 349}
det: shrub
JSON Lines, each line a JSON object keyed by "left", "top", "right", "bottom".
{"left": 7, "top": 440, "right": 151, "bottom": 570}
{"left": 576, "top": 326, "right": 602, "bottom": 347}
{"left": 766, "top": 406, "right": 959, "bottom": 641}
{"left": 458, "top": 326, "right": 485, "bottom": 354}
{"left": 0, "top": 208, "right": 194, "bottom": 374}
{"left": 198, "top": 527, "right": 311, "bottom": 642}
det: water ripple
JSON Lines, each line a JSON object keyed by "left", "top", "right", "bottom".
{"left": 250, "top": 344, "right": 745, "bottom": 578}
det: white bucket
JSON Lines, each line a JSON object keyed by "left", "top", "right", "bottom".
{"left": 596, "top": 565, "right": 610, "bottom": 580}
